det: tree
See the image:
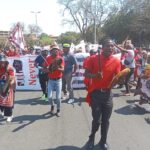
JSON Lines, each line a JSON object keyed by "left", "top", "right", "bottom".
{"left": 57, "top": 31, "right": 81, "bottom": 44}
{"left": 27, "top": 24, "right": 42, "bottom": 35}
{"left": 24, "top": 34, "right": 35, "bottom": 47}
{"left": 103, "top": 12, "right": 134, "bottom": 43}
{"left": 102, "top": 0, "right": 150, "bottom": 46}
{"left": 57, "top": 0, "right": 119, "bottom": 43}
{"left": 39, "top": 33, "right": 54, "bottom": 46}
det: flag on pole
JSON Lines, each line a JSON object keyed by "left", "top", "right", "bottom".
{"left": 9, "top": 22, "right": 25, "bottom": 53}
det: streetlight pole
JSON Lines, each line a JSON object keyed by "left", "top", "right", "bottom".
{"left": 94, "top": 17, "right": 96, "bottom": 44}
{"left": 93, "top": 0, "right": 97, "bottom": 44}
{"left": 31, "top": 11, "right": 41, "bottom": 38}
{"left": 31, "top": 11, "right": 41, "bottom": 26}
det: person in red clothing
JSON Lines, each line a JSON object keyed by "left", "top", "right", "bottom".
{"left": 43, "top": 45, "right": 64, "bottom": 117}
{"left": 84, "top": 39, "right": 121, "bottom": 150}
{"left": 83, "top": 49, "right": 97, "bottom": 90}
{"left": 6, "top": 46, "right": 16, "bottom": 57}
{"left": 0, "top": 54, "right": 16, "bottom": 122}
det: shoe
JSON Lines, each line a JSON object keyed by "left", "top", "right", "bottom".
{"left": 145, "top": 108, "right": 150, "bottom": 112}
{"left": 56, "top": 109, "right": 60, "bottom": 117}
{"left": 134, "top": 102, "right": 141, "bottom": 106}
{"left": 61, "top": 93, "right": 68, "bottom": 100}
{"left": 6, "top": 116, "right": 13, "bottom": 122}
{"left": 1, "top": 111, "right": 4, "bottom": 118}
{"left": 41, "top": 94, "right": 45, "bottom": 100}
{"left": 86, "top": 137, "right": 95, "bottom": 150}
{"left": 67, "top": 99, "right": 74, "bottom": 104}
{"left": 116, "top": 85, "right": 123, "bottom": 89}
{"left": 122, "top": 92, "right": 130, "bottom": 96}
{"left": 50, "top": 105, "right": 54, "bottom": 114}
{"left": 99, "top": 142, "right": 109, "bottom": 150}
{"left": 44, "top": 97, "right": 49, "bottom": 102}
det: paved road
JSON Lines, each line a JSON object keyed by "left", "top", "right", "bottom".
{"left": 0, "top": 88, "right": 150, "bottom": 150}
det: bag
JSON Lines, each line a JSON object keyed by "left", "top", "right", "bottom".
{"left": 124, "top": 59, "right": 133, "bottom": 65}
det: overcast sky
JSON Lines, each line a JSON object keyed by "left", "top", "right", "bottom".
{"left": 0, "top": 0, "right": 75, "bottom": 36}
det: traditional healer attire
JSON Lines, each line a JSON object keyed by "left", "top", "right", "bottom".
{"left": 0, "top": 54, "right": 16, "bottom": 122}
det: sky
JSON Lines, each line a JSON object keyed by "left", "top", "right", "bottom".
{"left": 0, "top": 0, "right": 75, "bottom": 36}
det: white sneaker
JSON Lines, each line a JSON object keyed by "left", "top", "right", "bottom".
{"left": 145, "top": 108, "right": 150, "bottom": 112}
{"left": 67, "top": 99, "right": 74, "bottom": 104}
{"left": 61, "top": 93, "right": 69, "bottom": 100}
{"left": 6, "top": 116, "right": 13, "bottom": 122}
{"left": 134, "top": 102, "right": 141, "bottom": 107}
{"left": 1, "top": 111, "right": 4, "bottom": 117}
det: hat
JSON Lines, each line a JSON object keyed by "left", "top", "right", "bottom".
{"left": 0, "top": 54, "right": 8, "bottom": 62}
{"left": 63, "top": 43, "right": 71, "bottom": 48}
{"left": 41, "top": 49, "right": 48, "bottom": 52}
{"left": 90, "top": 49, "right": 97, "bottom": 54}
{"left": 50, "top": 44, "right": 59, "bottom": 51}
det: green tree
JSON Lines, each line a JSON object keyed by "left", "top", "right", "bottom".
{"left": 27, "top": 24, "right": 42, "bottom": 35}
{"left": 24, "top": 34, "right": 35, "bottom": 47}
{"left": 102, "top": 0, "right": 150, "bottom": 46}
{"left": 57, "top": 31, "right": 81, "bottom": 44}
{"left": 103, "top": 12, "right": 134, "bottom": 43}
{"left": 57, "top": 0, "right": 119, "bottom": 43}
{"left": 39, "top": 33, "right": 54, "bottom": 46}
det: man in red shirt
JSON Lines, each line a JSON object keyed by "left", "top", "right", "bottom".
{"left": 84, "top": 39, "right": 121, "bottom": 150}
{"left": 43, "top": 46, "right": 64, "bottom": 117}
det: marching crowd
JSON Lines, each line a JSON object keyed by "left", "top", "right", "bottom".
{"left": 0, "top": 39, "right": 150, "bottom": 150}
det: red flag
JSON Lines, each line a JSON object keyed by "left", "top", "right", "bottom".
{"left": 9, "top": 22, "right": 25, "bottom": 53}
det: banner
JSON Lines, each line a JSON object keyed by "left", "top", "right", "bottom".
{"left": 8, "top": 54, "right": 89, "bottom": 90}
{"left": 72, "top": 53, "right": 89, "bottom": 88}
{"left": 8, "top": 55, "right": 41, "bottom": 90}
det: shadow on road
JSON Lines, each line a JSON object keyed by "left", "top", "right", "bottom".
{"left": 126, "top": 99, "right": 139, "bottom": 104}
{"left": 15, "top": 98, "right": 49, "bottom": 106}
{"left": 114, "top": 105, "right": 149, "bottom": 115}
{"left": 62, "top": 97, "right": 85, "bottom": 106}
{"left": 41, "top": 143, "right": 101, "bottom": 150}
{"left": 9, "top": 111, "right": 53, "bottom": 132}
{"left": 145, "top": 118, "right": 150, "bottom": 124}
{"left": 42, "top": 140, "right": 106, "bottom": 150}
{"left": 42, "top": 146, "right": 83, "bottom": 150}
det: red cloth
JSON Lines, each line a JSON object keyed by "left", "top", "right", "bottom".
{"left": 44, "top": 55, "right": 64, "bottom": 79}
{"left": 0, "top": 65, "right": 15, "bottom": 78}
{"left": 6, "top": 50, "right": 18, "bottom": 57}
{"left": 0, "top": 65, "right": 15, "bottom": 107}
{"left": 0, "top": 88, "right": 14, "bottom": 107}
{"left": 85, "top": 54, "right": 121, "bottom": 105}
{"left": 83, "top": 56, "right": 91, "bottom": 90}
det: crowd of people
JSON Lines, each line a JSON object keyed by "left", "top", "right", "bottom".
{"left": 0, "top": 39, "right": 150, "bottom": 150}
{"left": 0, "top": 45, "right": 42, "bottom": 56}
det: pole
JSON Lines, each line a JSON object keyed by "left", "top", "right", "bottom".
{"left": 31, "top": 11, "right": 41, "bottom": 38}
{"left": 31, "top": 11, "right": 40, "bottom": 25}
{"left": 94, "top": 18, "right": 96, "bottom": 44}
{"left": 94, "top": 0, "right": 97, "bottom": 44}
{"left": 35, "top": 13, "right": 37, "bottom": 26}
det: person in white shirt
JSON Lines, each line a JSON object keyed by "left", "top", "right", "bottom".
{"left": 115, "top": 42, "right": 135, "bottom": 96}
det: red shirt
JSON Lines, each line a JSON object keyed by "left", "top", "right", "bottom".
{"left": 6, "top": 51, "right": 17, "bottom": 57}
{"left": 83, "top": 56, "right": 90, "bottom": 69}
{"left": 0, "top": 65, "right": 15, "bottom": 78}
{"left": 44, "top": 55, "right": 64, "bottom": 79}
{"left": 86, "top": 54, "right": 121, "bottom": 92}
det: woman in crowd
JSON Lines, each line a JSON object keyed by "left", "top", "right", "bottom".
{"left": 0, "top": 54, "right": 16, "bottom": 122}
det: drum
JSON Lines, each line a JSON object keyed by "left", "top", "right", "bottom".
{"left": 108, "top": 68, "right": 131, "bottom": 88}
